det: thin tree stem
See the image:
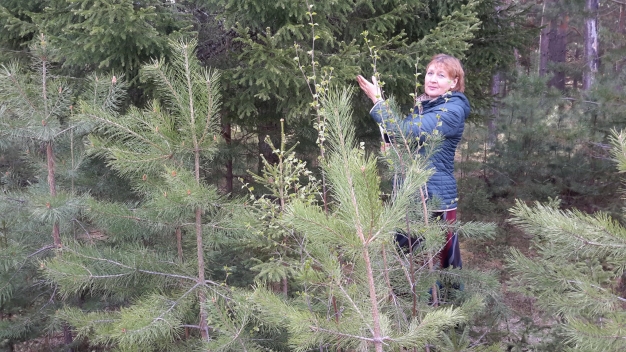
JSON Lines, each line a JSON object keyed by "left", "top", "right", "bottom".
{"left": 182, "top": 42, "right": 210, "bottom": 344}
{"left": 46, "top": 142, "right": 61, "bottom": 247}
{"left": 176, "top": 227, "right": 183, "bottom": 262}
{"left": 420, "top": 188, "right": 438, "bottom": 307}
{"left": 348, "top": 172, "right": 383, "bottom": 351}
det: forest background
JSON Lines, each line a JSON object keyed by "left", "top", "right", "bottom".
{"left": 0, "top": 0, "right": 625, "bottom": 351}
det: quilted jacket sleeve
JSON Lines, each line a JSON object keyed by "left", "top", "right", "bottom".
{"left": 369, "top": 95, "right": 467, "bottom": 143}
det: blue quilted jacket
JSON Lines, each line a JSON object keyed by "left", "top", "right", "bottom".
{"left": 369, "top": 91, "right": 470, "bottom": 210}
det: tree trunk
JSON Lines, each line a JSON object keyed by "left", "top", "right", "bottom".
{"left": 257, "top": 122, "right": 280, "bottom": 174}
{"left": 63, "top": 324, "right": 74, "bottom": 352}
{"left": 42, "top": 48, "right": 61, "bottom": 248}
{"left": 617, "top": 5, "right": 626, "bottom": 33}
{"left": 573, "top": 47, "right": 580, "bottom": 89}
{"left": 46, "top": 141, "right": 61, "bottom": 247}
{"left": 488, "top": 72, "right": 502, "bottom": 146}
{"left": 351, "top": 188, "right": 383, "bottom": 350}
{"left": 194, "top": 146, "right": 210, "bottom": 342}
{"left": 617, "top": 5, "right": 625, "bottom": 73}
{"left": 42, "top": 36, "right": 72, "bottom": 349}
{"left": 583, "top": 0, "right": 599, "bottom": 91}
{"left": 221, "top": 122, "right": 233, "bottom": 194}
{"left": 176, "top": 227, "right": 183, "bottom": 262}
{"left": 548, "top": 15, "right": 568, "bottom": 91}
{"left": 362, "top": 245, "right": 383, "bottom": 352}
{"left": 196, "top": 206, "right": 209, "bottom": 341}
{"left": 538, "top": 0, "right": 552, "bottom": 77}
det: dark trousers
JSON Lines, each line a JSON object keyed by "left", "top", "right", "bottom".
{"left": 436, "top": 210, "right": 462, "bottom": 269}
{"left": 395, "top": 209, "right": 462, "bottom": 269}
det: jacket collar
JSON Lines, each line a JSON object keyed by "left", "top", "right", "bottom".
{"left": 414, "top": 91, "right": 454, "bottom": 114}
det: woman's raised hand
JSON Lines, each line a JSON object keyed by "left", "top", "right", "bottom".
{"left": 356, "top": 75, "right": 382, "bottom": 104}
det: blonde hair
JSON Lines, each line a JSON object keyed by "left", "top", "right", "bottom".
{"left": 427, "top": 54, "right": 465, "bottom": 93}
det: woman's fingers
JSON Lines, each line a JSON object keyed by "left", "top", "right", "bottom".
{"left": 356, "top": 75, "right": 373, "bottom": 92}
{"left": 371, "top": 76, "right": 381, "bottom": 96}
{"left": 357, "top": 75, "right": 370, "bottom": 88}
{"left": 356, "top": 75, "right": 382, "bottom": 104}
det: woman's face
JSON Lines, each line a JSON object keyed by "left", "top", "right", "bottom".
{"left": 424, "top": 63, "right": 458, "bottom": 99}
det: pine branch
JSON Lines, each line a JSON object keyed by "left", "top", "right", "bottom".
{"left": 142, "top": 58, "right": 185, "bottom": 114}
{"left": 337, "top": 283, "right": 370, "bottom": 331}
{"left": 566, "top": 280, "right": 626, "bottom": 302}
{"left": 309, "top": 326, "right": 391, "bottom": 344}
{"left": 569, "top": 234, "right": 626, "bottom": 248}
{"left": 60, "top": 247, "right": 198, "bottom": 283}
{"left": 122, "top": 283, "right": 201, "bottom": 337}
{"left": 85, "top": 112, "right": 168, "bottom": 155}
{"left": 180, "top": 324, "right": 201, "bottom": 329}
{"left": 608, "top": 0, "right": 626, "bottom": 6}
{"left": 1, "top": 63, "right": 36, "bottom": 113}
{"left": 0, "top": 244, "right": 55, "bottom": 298}
{"left": 197, "top": 70, "right": 221, "bottom": 145}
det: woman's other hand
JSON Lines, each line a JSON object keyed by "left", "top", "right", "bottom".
{"left": 356, "top": 75, "right": 382, "bottom": 105}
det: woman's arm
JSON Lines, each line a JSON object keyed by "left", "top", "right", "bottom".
{"left": 369, "top": 96, "right": 466, "bottom": 142}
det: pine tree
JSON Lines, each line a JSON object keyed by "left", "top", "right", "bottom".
{"left": 505, "top": 129, "right": 626, "bottom": 351}
{"left": 42, "top": 39, "right": 265, "bottom": 351}
{"left": 0, "top": 35, "right": 72, "bottom": 246}
{"left": 242, "top": 87, "right": 498, "bottom": 351}
{"left": 0, "top": 35, "right": 126, "bottom": 350}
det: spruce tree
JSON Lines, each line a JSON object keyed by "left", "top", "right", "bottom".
{"left": 193, "top": 0, "right": 485, "bottom": 192}
{"left": 0, "top": 0, "right": 193, "bottom": 105}
{"left": 37, "top": 0, "right": 191, "bottom": 75}
{"left": 0, "top": 0, "right": 42, "bottom": 58}
{"left": 189, "top": 0, "right": 539, "bottom": 198}
{"left": 204, "top": 0, "right": 482, "bottom": 115}
{"left": 239, "top": 118, "right": 321, "bottom": 295}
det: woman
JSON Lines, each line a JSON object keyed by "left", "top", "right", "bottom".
{"left": 356, "top": 54, "right": 469, "bottom": 268}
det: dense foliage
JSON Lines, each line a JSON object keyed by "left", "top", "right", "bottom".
{"left": 1, "top": 0, "right": 626, "bottom": 351}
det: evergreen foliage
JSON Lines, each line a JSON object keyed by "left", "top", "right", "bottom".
{"left": 206, "top": 0, "right": 483, "bottom": 121}
{"left": 0, "top": 0, "right": 193, "bottom": 103}
{"left": 197, "top": 0, "right": 537, "bottom": 125}
{"left": 189, "top": 0, "right": 537, "bottom": 200}
{"left": 505, "top": 129, "right": 626, "bottom": 350}
{"left": 42, "top": 39, "right": 267, "bottom": 351}
{"left": 2, "top": 0, "right": 626, "bottom": 350}
{"left": 47, "top": 0, "right": 191, "bottom": 73}
{"left": 0, "top": 35, "right": 126, "bottom": 350}
{"left": 242, "top": 87, "right": 498, "bottom": 351}
{"left": 464, "top": 0, "right": 538, "bottom": 111}
{"left": 0, "top": 196, "right": 55, "bottom": 350}
{"left": 0, "top": 0, "right": 42, "bottom": 58}
{"left": 459, "top": 72, "right": 622, "bottom": 215}
{"left": 239, "top": 119, "right": 321, "bottom": 290}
